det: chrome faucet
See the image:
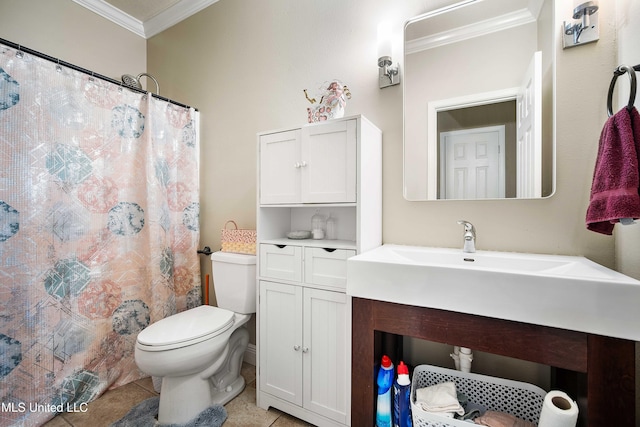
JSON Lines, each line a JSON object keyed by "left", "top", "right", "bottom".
{"left": 457, "top": 220, "right": 476, "bottom": 253}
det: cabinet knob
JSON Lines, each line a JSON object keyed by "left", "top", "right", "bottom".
{"left": 302, "top": 347, "right": 309, "bottom": 353}
{"left": 301, "top": 161, "right": 307, "bottom": 167}
{"left": 293, "top": 345, "right": 301, "bottom": 351}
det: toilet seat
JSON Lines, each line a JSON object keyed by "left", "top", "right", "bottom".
{"left": 136, "top": 305, "right": 235, "bottom": 351}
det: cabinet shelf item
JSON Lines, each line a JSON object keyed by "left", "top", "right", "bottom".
{"left": 256, "top": 115, "right": 381, "bottom": 427}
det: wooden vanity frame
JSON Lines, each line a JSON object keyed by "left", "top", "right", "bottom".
{"left": 351, "top": 298, "right": 636, "bottom": 427}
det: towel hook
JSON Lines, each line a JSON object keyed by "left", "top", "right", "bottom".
{"left": 607, "top": 64, "right": 637, "bottom": 116}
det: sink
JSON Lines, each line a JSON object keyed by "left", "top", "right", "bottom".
{"left": 347, "top": 244, "right": 640, "bottom": 341}
{"left": 384, "top": 245, "right": 621, "bottom": 279}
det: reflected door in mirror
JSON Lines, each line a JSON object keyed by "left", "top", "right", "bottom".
{"left": 440, "top": 126, "right": 505, "bottom": 199}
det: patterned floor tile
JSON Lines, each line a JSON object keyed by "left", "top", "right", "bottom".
{"left": 46, "top": 381, "right": 156, "bottom": 427}
{"left": 223, "top": 385, "right": 280, "bottom": 427}
{"left": 41, "top": 363, "right": 315, "bottom": 427}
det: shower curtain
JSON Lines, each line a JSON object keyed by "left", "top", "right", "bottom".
{"left": 0, "top": 43, "right": 201, "bottom": 426}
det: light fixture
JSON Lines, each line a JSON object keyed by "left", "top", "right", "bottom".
{"left": 563, "top": 1, "right": 599, "bottom": 49}
{"left": 377, "top": 22, "right": 400, "bottom": 88}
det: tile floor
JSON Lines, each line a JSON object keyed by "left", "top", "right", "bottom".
{"left": 43, "top": 363, "right": 312, "bottom": 427}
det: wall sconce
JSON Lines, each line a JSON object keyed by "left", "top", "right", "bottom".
{"left": 377, "top": 22, "right": 400, "bottom": 88}
{"left": 563, "top": 1, "right": 599, "bottom": 49}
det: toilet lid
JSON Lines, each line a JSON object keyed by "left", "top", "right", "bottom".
{"left": 137, "top": 305, "right": 235, "bottom": 347}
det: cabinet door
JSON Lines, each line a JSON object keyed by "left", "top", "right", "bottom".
{"left": 301, "top": 119, "right": 356, "bottom": 203}
{"left": 303, "top": 288, "right": 349, "bottom": 424}
{"left": 259, "top": 281, "right": 303, "bottom": 405}
{"left": 260, "top": 130, "right": 301, "bottom": 204}
{"left": 304, "top": 247, "right": 356, "bottom": 290}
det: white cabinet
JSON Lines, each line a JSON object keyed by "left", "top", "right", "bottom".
{"left": 260, "top": 119, "right": 356, "bottom": 204}
{"left": 259, "top": 281, "right": 349, "bottom": 424}
{"left": 257, "top": 115, "right": 381, "bottom": 427}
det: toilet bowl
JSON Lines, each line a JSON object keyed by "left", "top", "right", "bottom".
{"left": 134, "top": 252, "right": 256, "bottom": 425}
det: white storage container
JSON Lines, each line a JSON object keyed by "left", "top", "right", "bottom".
{"left": 411, "top": 364, "right": 546, "bottom": 427}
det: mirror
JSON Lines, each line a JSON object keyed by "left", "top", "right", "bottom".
{"left": 403, "top": 0, "right": 555, "bottom": 200}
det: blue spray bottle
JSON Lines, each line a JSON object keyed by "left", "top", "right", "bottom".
{"left": 376, "top": 355, "right": 394, "bottom": 427}
{"left": 393, "top": 361, "right": 412, "bottom": 427}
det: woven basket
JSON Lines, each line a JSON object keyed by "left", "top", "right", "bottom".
{"left": 221, "top": 220, "right": 256, "bottom": 255}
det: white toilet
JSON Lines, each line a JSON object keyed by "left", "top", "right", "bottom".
{"left": 134, "top": 251, "right": 256, "bottom": 425}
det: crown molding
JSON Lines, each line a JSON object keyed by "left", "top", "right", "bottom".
{"left": 144, "top": 0, "right": 219, "bottom": 38}
{"left": 73, "top": 0, "right": 145, "bottom": 38}
{"left": 73, "top": 0, "right": 219, "bottom": 39}
{"left": 406, "top": 8, "right": 536, "bottom": 55}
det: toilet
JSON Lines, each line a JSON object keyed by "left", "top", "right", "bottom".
{"left": 134, "top": 251, "right": 256, "bottom": 425}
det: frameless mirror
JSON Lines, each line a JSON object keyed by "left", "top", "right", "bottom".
{"left": 403, "top": 0, "right": 555, "bottom": 200}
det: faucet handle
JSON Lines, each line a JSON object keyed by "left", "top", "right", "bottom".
{"left": 457, "top": 220, "right": 475, "bottom": 233}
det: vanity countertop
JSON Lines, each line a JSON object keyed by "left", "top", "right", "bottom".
{"left": 347, "top": 244, "right": 640, "bottom": 341}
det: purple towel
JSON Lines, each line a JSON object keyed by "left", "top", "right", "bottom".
{"left": 586, "top": 107, "right": 640, "bottom": 235}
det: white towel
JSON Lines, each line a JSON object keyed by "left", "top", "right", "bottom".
{"left": 415, "top": 382, "right": 465, "bottom": 416}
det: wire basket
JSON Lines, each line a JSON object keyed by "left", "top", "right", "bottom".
{"left": 410, "top": 364, "right": 546, "bottom": 427}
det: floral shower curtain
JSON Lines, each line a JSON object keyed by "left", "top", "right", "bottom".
{"left": 0, "top": 43, "right": 201, "bottom": 426}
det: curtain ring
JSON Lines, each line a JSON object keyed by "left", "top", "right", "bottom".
{"left": 607, "top": 65, "right": 637, "bottom": 116}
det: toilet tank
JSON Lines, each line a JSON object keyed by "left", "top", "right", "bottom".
{"left": 210, "top": 251, "right": 256, "bottom": 314}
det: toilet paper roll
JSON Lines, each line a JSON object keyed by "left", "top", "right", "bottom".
{"left": 538, "top": 390, "right": 579, "bottom": 427}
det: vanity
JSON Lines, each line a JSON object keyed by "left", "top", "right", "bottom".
{"left": 347, "top": 244, "right": 639, "bottom": 426}
{"left": 378, "top": 0, "right": 638, "bottom": 422}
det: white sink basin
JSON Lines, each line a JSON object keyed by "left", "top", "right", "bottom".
{"left": 347, "top": 244, "right": 640, "bottom": 341}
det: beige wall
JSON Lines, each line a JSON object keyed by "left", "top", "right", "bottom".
{"left": 149, "top": 0, "right": 617, "bottom": 296}
{"left": 0, "top": 0, "right": 622, "bottom": 324}
{"left": 148, "top": 0, "right": 616, "bottom": 280}
{"left": 148, "top": 0, "right": 630, "bottom": 394}
{"left": 0, "top": 0, "right": 146, "bottom": 82}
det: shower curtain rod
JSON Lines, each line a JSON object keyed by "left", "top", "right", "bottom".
{"left": 0, "top": 37, "right": 197, "bottom": 111}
